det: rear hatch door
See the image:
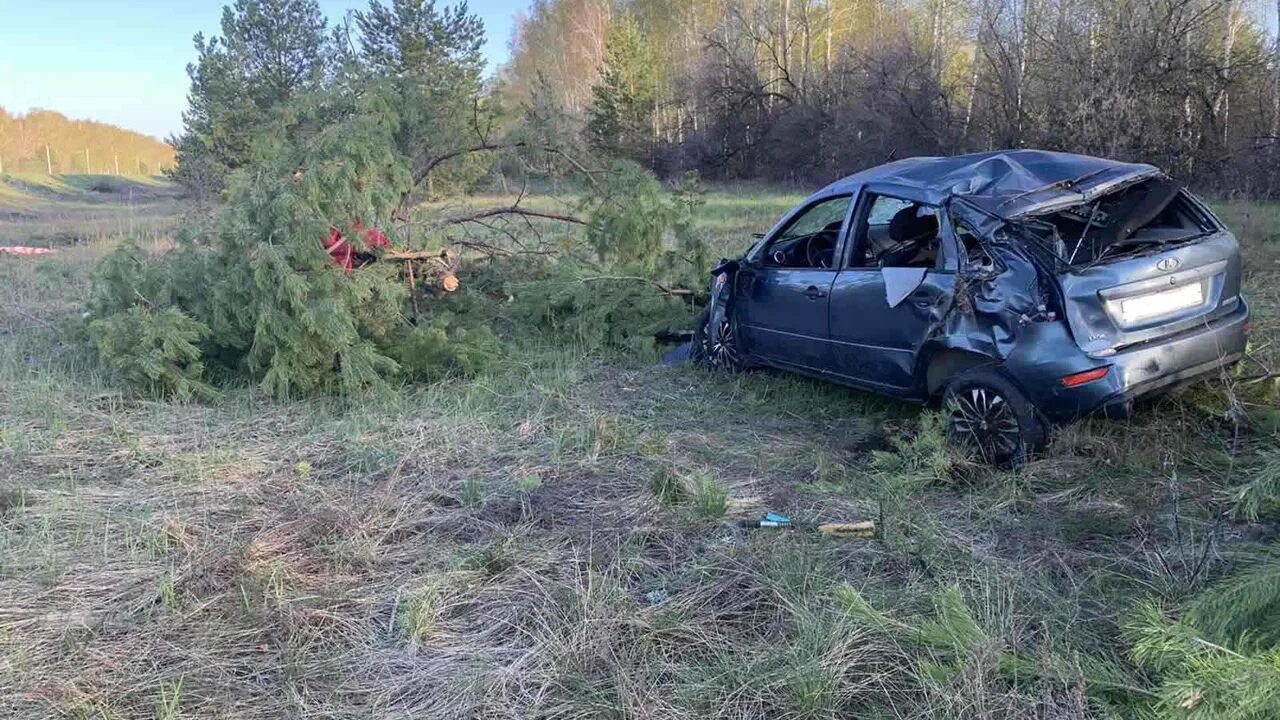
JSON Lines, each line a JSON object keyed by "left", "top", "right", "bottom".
{"left": 1057, "top": 231, "right": 1243, "bottom": 355}
{"left": 1004, "top": 166, "right": 1161, "bottom": 220}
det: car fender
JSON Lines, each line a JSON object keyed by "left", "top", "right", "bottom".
{"left": 704, "top": 259, "right": 741, "bottom": 350}
{"left": 916, "top": 344, "right": 1000, "bottom": 397}
{"left": 911, "top": 249, "right": 1049, "bottom": 398}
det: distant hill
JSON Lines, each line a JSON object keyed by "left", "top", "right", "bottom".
{"left": 0, "top": 108, "right": 175, "bottom": 176}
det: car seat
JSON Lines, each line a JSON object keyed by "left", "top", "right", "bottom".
{"left": 882, "top": 206, "right": 938, "bottom": 266}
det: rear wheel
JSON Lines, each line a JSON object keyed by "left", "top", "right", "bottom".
{"left": 691, "top": 307, "right": 744, "bottom": 371}
{"left": 942, "top": 368, "right": 1045, "bottom": 465}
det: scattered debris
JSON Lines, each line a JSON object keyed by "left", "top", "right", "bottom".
{"left": 0, "top": 246, "right": 55, "bottom": 256}
{"left": 738, "top": 511, "right": 877, "bottom": 539}
{"left": 739, "top": 511, "right": 793, "bottom": 529}
{"left": 644, "top": 588, "right": 670, "bottom": 605}
{"left": 818, "top": 521, "right": 877, "bottom": 539}
{"left": 659, "top": 341, "right": 692, "bottom": 365}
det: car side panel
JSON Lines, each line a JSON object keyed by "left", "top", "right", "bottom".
{"left": 826, "top": 269, "right": 956, "bottom": 390}
{"left": 734, "top": 266, "right": 837, "bottom": 371}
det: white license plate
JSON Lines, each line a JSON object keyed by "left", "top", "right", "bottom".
{"left": 1119, "top": 282, "right": 1204, "bottom": 323}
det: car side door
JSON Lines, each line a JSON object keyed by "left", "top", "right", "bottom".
{"left": 734, "top": 194, "right": 854, "bottom": 372}
{"left": 827, "top": 190, "right": 958, "bottom": 391}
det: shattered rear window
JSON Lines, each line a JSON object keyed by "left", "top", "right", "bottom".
{"left": 998, "top": 178, "right": 1216, "bottom": 268}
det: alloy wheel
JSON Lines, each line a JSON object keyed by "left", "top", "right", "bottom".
{"left": 946, "top": 386, "right": 1023, "bottom": 463}
{"left": 706, "top": 316, "right": 741, "bottom": 370}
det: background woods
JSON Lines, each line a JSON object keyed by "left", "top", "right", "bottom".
{"left": 0, "top": 108, "right": 174, "bottom": 175}
{"left": 506, "top": 0, "right": 1280, "bottom": 195}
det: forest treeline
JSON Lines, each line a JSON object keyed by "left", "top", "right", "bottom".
{"left": 0, "top": 108, "right": 175, "bottom": 176}
{"left": 505, "top": 0, "right": 1280, "bottom": 196}
{"left": 167, "top": 0, "right": 1280, "bottom": 198}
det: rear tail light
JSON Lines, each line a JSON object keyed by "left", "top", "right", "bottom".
{"left": 1243, "top": 320, "right": 1252, "bottom": 336}
{"left": 1062, "top": 366, "right": 1111, "bottom": 388}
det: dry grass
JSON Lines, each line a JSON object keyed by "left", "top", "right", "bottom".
{"left": 0, "top": 174, "right": 185, "bottom": 248}
{"left": 1, "top": 190, "right": 1278, "bottom": 718}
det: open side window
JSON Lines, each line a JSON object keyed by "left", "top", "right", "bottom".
{"left": 849, "top": 193, "right": 943, "bottom": 270}
{"left": 760, "top": 194, "right": 852, "bottom": 269}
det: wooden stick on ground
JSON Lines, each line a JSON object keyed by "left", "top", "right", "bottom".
{"left": 405, "top": 259, "right": 419, "bottom": 316}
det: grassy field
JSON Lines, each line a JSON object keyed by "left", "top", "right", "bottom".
{"left": 0, "top": 174, "right": 185, "bottom": 248}
{"left": 2, "top": 184, "right": 1279, "bottom": 718}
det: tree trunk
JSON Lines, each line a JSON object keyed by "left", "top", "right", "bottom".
{"left": 1214, "top": 0, "right": 1243, "bottom": 146}
{"left": 824, "top": 0, "right": 832, "bottom": 75}
{"left": 963, "top": 0, "right": 987, "bottom": 142}
{"left": 1271, "top": 0, "right": 1280, "bottom": 192}
{"left": 932, "top": 0, "right": 946, "bottom": 80}
{"left": 1015, "top": 0, "right": 1031, "bottom": 144}
{"left": 802, "top": 0, "right": 812, "bottom": 94}
{"left": 782, "top": 0, "right": 792, "bottom": 84}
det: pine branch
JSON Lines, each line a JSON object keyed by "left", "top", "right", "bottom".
{"left": 576, "top": 275, "right": 693, "bottom": 297}
{"left": 410, "top": 140, "right": 528, "bottom": 187}
{"left": 439, "top": 206, "right": 587, "bottom": 226}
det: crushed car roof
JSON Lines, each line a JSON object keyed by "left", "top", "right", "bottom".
{"left": 821, "top": 149, "right": 1160, "bottom": 219}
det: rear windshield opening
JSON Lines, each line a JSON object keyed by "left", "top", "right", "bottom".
{"left": 1026, "top": 178, "right": 1215, "bottom": 267}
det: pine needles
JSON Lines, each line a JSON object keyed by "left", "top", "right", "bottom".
{"left": 1126, "top": 551, "right": 1280, "bottom": 718}
{"left": 88, "top": 306, "right": 216, "bottom": 400}
{"left": 1224, "top": 447, "right": 1280, "bottom": 520}
{"left": 1185, "top": 556, "right": 1280, "bottom": 650}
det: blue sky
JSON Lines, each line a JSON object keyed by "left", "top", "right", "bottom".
{"left": 0, "top": 0, "right": 519, "bottom": 140}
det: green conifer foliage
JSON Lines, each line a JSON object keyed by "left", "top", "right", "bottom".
{"left": 87, "top": 0, "right": 708, "bottom": 400}
{"left": 1127, "top": 554, "right": 1280, "bottom": 718}
{"left": 90, "top": 88, "right": 416, "bottom": 398}
{"left": 88, "top": 73, "right": 707, "bottom": 399}
{"left": 585, "top": 163, "right": 709, "bottom": 284}
{"left": 392, "top": 312, "right": 503, "bottom": 382}
{"left": 171, "top": 0, "right": 330, "bottom": 198}
{"left": 585, "top": 16, "right": 659, "bottom": 164}
{"left": 586, "top": 162, "right": 679, "bottom": 271}
{"left": 507, "top": 265, "right": 693, "bottom": 354}
{"left": 88, "top": 307, "right": 215, "bottom": 400}
{"left": 230, "top": 99, "right": 412, "bottom": 397}
{"left": 1225, "top": 447, "right": 1280, "bottom": 521}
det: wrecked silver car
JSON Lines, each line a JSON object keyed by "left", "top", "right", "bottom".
{"left": 691, "top": 150, "right": 1251, "bottom": 462}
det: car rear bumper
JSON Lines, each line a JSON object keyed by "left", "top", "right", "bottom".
{"left": 1032, "top": 299, "right": 1249, "bottom": 420}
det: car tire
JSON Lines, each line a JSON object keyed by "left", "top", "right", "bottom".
{"left": 691, "top": 306, "right": 745, "bottom": 371}
{"left": 942, "top": 367, "right": 1046, "bottom": 465}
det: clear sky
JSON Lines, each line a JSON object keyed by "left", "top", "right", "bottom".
{"left": 0, "top": 0, "right": 518, "bottom": 141}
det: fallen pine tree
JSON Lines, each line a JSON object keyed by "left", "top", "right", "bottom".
{"left": 81, "top": 82, "right": 707, "bottom": 400}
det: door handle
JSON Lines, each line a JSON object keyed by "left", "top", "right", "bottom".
{"left": 804, "top": 285, "right": 827, "bottom": 300}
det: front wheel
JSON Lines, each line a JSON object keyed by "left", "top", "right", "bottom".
{"left": 691, "top": 307, "right": 744, "bottom": 371}
{"left": 942, "top": 368, "right": 1045, "bottom": 465}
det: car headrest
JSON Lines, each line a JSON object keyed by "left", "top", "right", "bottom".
{"left": 888, "top": 206, "right": 938, "bottom": 244}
